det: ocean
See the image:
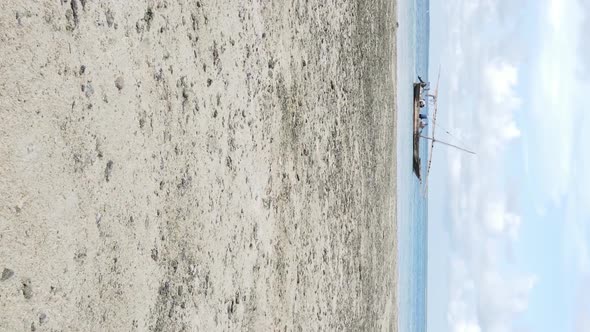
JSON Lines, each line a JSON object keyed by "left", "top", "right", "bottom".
{"left": 396, "top": 0, "right": 430, "bottom": 331}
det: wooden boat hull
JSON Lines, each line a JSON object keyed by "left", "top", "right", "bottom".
{"left": 413, "top": 83, "right": 421, "bottom": 179}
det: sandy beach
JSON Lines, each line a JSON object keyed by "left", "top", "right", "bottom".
{"left": 0, "top": 1, "right": 398, "bottom": 331}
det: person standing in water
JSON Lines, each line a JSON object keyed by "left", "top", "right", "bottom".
{"left": 418, "top": 114, "right": 428, "bottom": 133}
{"left": 419, "top": 119, "right": 427, "bottom": 133}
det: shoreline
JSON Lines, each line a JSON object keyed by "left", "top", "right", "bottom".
{"left": 0, "top": 1, "right": 398, "bottom": 330}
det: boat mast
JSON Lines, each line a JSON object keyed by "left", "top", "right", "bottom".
{"left": 425, "top": 68, "right": 441, "bottom": 179}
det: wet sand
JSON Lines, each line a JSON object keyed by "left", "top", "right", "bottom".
{"left": 0, "top": 1, "right": 398, "bottom": 331}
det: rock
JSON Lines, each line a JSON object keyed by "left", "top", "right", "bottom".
{"left": 39, "top": 312, "right": 47, "bottom": 325}
{"left": 105, "top": 160, "right": 114, "bottom": 182}
{"left": 105, "top": 9, "right": 115, "bottom": 27}
{"left": 84, "top": 82, "right": 94, "bottom": 98}
{"left": 115, "top": 76, "right": 124, "bottom": 90}
{"left": 188, "top": 264, "right": 197, "bottom": 276}
{"left": 1, "top": 268, "right": 14, "bottom": 281}
{"left": 22, "top": 278, "right": 33, "bottom": 299}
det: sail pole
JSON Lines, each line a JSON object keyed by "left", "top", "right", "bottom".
{"left": 425, "top": 67, "right": 441, "bottom": 179}
{"left": 419, "top": 135, "right": 476, "bottom": 155}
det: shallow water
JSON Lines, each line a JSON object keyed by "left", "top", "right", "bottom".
{"left": 396, "top": 0, "right": 429, "bottom": 331}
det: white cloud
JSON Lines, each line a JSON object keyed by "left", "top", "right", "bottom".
{"left": 453, "top": 321, "right": 482, "bottom": 332}
{"left": 430, "top": 0, "right": 537, "bottom": 331}
{"left": 447, "top": 53, "right": 530, "bottom": 332}
{"left": 486, "top": 62, "right": 519, "bottom": 106}
{"left": 548, "top": 0, "right": 565, "bottom": 30}
{"left": 448, "top": 257, "right": 480, "bottom": 332}
{"left": 483, "top": 200, "right": 521, "bottom": 240}
{"left": 477, "top": 272, "right": 537, "bottom": 331}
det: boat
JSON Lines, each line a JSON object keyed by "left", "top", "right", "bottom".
{"left": 412, "top": 82, "right": 424, "bottom": 179}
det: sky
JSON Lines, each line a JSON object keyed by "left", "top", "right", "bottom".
{"left": 428, "top": 0, "right": 590, "bottom": 331}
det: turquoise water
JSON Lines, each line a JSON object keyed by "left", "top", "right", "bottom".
{"left": 396, "top": 0, "right": 429, "bottom": 331}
